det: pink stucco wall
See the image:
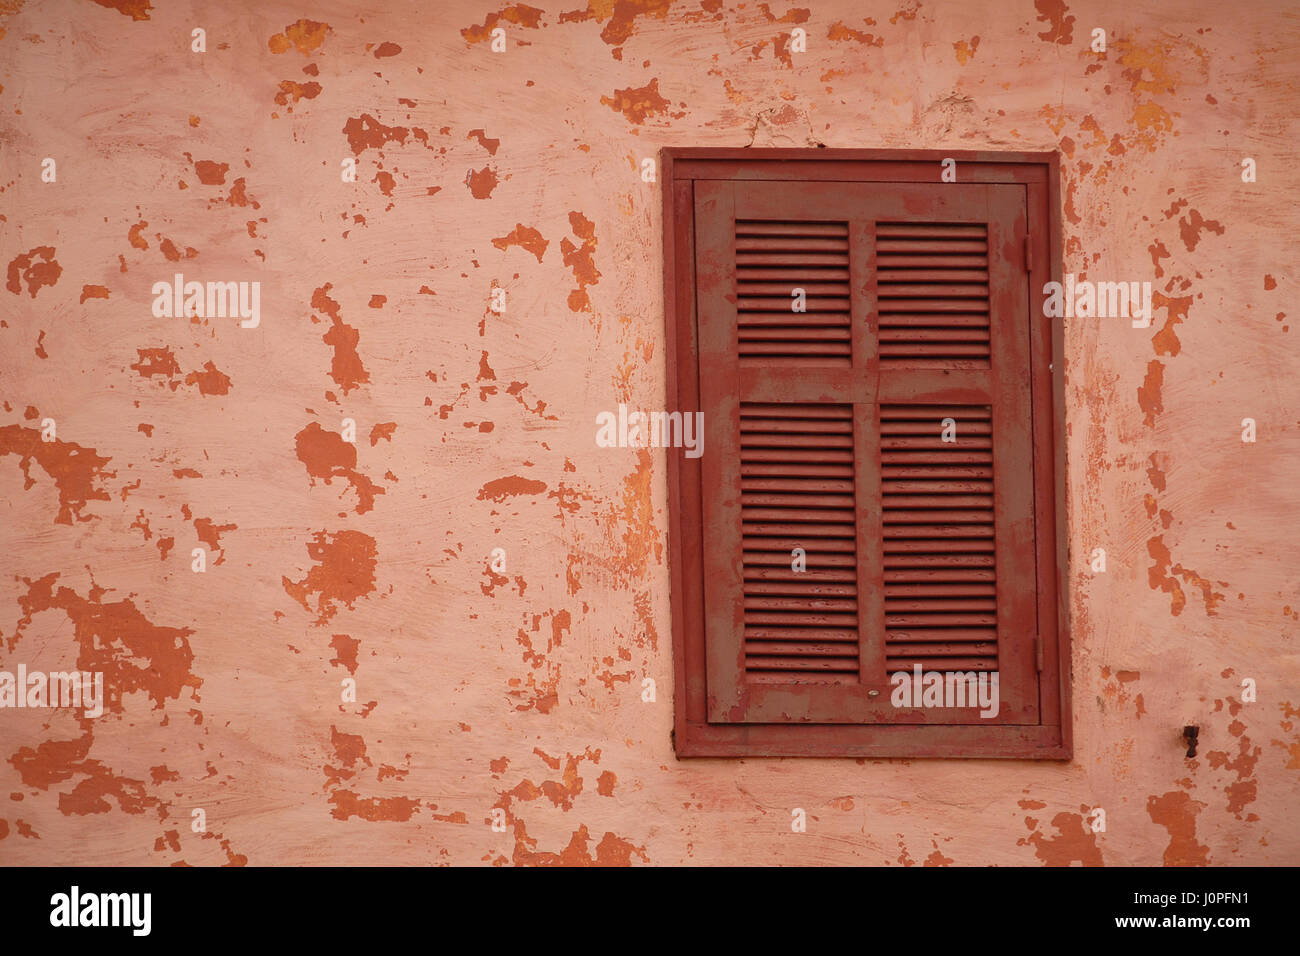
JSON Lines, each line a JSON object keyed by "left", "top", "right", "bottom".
{"left": 1, "top": 0, "right": 1297, "bottom": 865}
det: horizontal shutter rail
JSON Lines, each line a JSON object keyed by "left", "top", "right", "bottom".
{"left": 874, "top": 220, "right": 992, "bottom": 368}
{"left": 880, "top": 403, "right": 1000, "bottom": 674}
{"left": 736, "top": 219, "right": 852, "bottom": 366}
{"left": 741, "top": 401, "right": 861, "bottom": 683}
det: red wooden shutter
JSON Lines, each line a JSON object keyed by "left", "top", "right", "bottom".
{"left": 694, "top": 179, "right": 1039, "bottom": 726}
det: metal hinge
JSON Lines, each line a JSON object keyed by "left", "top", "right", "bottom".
{"left": 1024, "top": 235, "right": 1032, "bottom": 272}
{"left": 1035, "top": 634, "right": 1044, "bottom": 672}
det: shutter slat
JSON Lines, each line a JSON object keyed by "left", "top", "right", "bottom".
{"left": 739, "top": 297, "right": 851, "bottom": 311}
{"left": 886, "top": 657, "right": 998, "bottom": 671}
{"left": 736, "top": 237, "right": 849, "bottom": 253}
{"left": 736, "top": 221, "right": 848, "bottom": 237}
{"left": 876, "top": 223, "right": 987, "bottom": 238}
{"left": 739, "top": 282, "right": 852, "bottom": 295}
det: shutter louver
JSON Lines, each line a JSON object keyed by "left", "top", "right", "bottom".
{"left": 880, "top": 403, "right": 1000, "bottom": 672}
{"left": 876, "top": 222, "right": 991, "bottom": 368}
{"left": 736, "top": 220, "right": 851, "bottom": 366}
{"left": 740, "top": 402, "right": 859, "bottom": 683}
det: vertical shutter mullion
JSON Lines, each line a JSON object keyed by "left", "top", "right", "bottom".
{"left": 851, "top": 218, "right": 886, "bottom": 688}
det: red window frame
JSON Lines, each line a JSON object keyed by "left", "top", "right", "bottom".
{"left": 661, "top": 148, "right": 1070, "bottom": 759}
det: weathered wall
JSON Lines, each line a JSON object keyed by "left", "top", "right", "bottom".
{"left": 1, "top": 0, "right": 1297, "bottom": 866}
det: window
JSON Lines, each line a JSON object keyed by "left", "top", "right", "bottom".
{"left": 662, "top": 149, "right": 1069, "bottom": 758}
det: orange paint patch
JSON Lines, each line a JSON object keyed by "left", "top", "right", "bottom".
{"left": 0, "top": 425, "right": 114, "bottom": 524}
{"left": 294, "top": 422, "right": 385, "bottom": 514}
{"left": 79, "top": 284, "right": 109, "bottom": 304}
{"left": 268, "top": 19, "right": 330, "bottom": 56}
{"left": 560, "top": 0, "right": 675, "bottom": 47}
{"left": 274, "top": 80, "right": 322, "bottom": 108}
{"left": 328, "top": 791, "right": 420, "bottom": 822}
{"left": 183, "top": 361, "right": 232, "bottom": 396}
{"left": 491, "top": 224, "right": 549, "bottom": 262}
{"left": 12, "top": 573, "right": 199, "bottom": 710}
{"left": 1146, "top": 536, "right": 1225, "bottom": 617}
{"left": 1146, "top": 791, "right": 1209, "bottom": 866}
{"left": 478, "top": 475, "right": 547, "bottom": 502}
{"left": 467, "top": 129, "right": 500, "bottom": 155}
{"left": 1034, "top": 0, "right": 1075, "bottom": 44}
{"left": 561, "top": 211, "right": 600, "bottom": 312}
{"left": 953, "top": 36, "right": 980, "bottom": 65}
{"left": 1137, "top": 360, "right": 1164, "bottom": 427}
{"left": 312, "top": 284, "right": 371, "bottom": 394}
{"left": 373, "top": 41, "right": 401, "bottom": 57}
{"left": 1148, "top": 239, "right": 1170, "bottom": 278}
{"left": 1178, "top": 209, "right": 1225, "bottom": 252}
{"left": 329, "top": 634, "right": 360, "bottom": 674}
{"left": 1150, "top": 290, "right": 1191, "bottom": 357}
{"left": 827, "top": 21, "right": 884, "bottom": 45}
{"left": 88, "top": 0, "right": 151, "bottom": 20}
{"left": 193, "top": 160, "right": 229, "bottom": 185}
{"left": 461, "top": 4, "right": 545, "bottom": 44}
{"left": 1018, "top": 811, "right": 1102, "bottom": 866}
{"left": 343, "top": 114, "right": 409, "bottom": 154}
{"left": 5, "top": 247, "right": 61, "bottom": 298}
{"left": 193, "top": 516, "right": 237, "bottom": 563}
{"left": 369, "top": 422, "right": 397, "bottom": 445}
{"left": 600, "top": 78, "right": 671, "bottom": 124}
{"left": 466, "top": 166, "right": 499, "bottom": 198}
{"left": 507, "top": 822, "right": 647, "bottom": 866}
{"left": 128, "top": 221, "right": 149, "bottom": 250}
{"left": 282, "top": 530, "right": 379, "bottom": 624}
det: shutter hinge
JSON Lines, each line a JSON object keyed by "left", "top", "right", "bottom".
{"left": 1035, "top": 634, "right": 1044, "bottom": 672}
{"left": 1023, "top": 235, "right": 1032, "bottom": 273}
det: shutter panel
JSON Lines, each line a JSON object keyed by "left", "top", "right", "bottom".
{"left": 696, "top": 180, "right": 1039, "bottom": 726}
{"left": 736, "top": 220, "right": 852, "bottom": 365}
{"left": 741, "top": 401, "right": 861, "bottom": 683}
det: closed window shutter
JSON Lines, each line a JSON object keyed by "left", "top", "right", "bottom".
{"left": 695, "top": 179, "right": 1040, "bottom": 726}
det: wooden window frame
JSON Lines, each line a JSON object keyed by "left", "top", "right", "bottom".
{"left": 661, "top": 148, "right": 1070, "bottom": 759}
